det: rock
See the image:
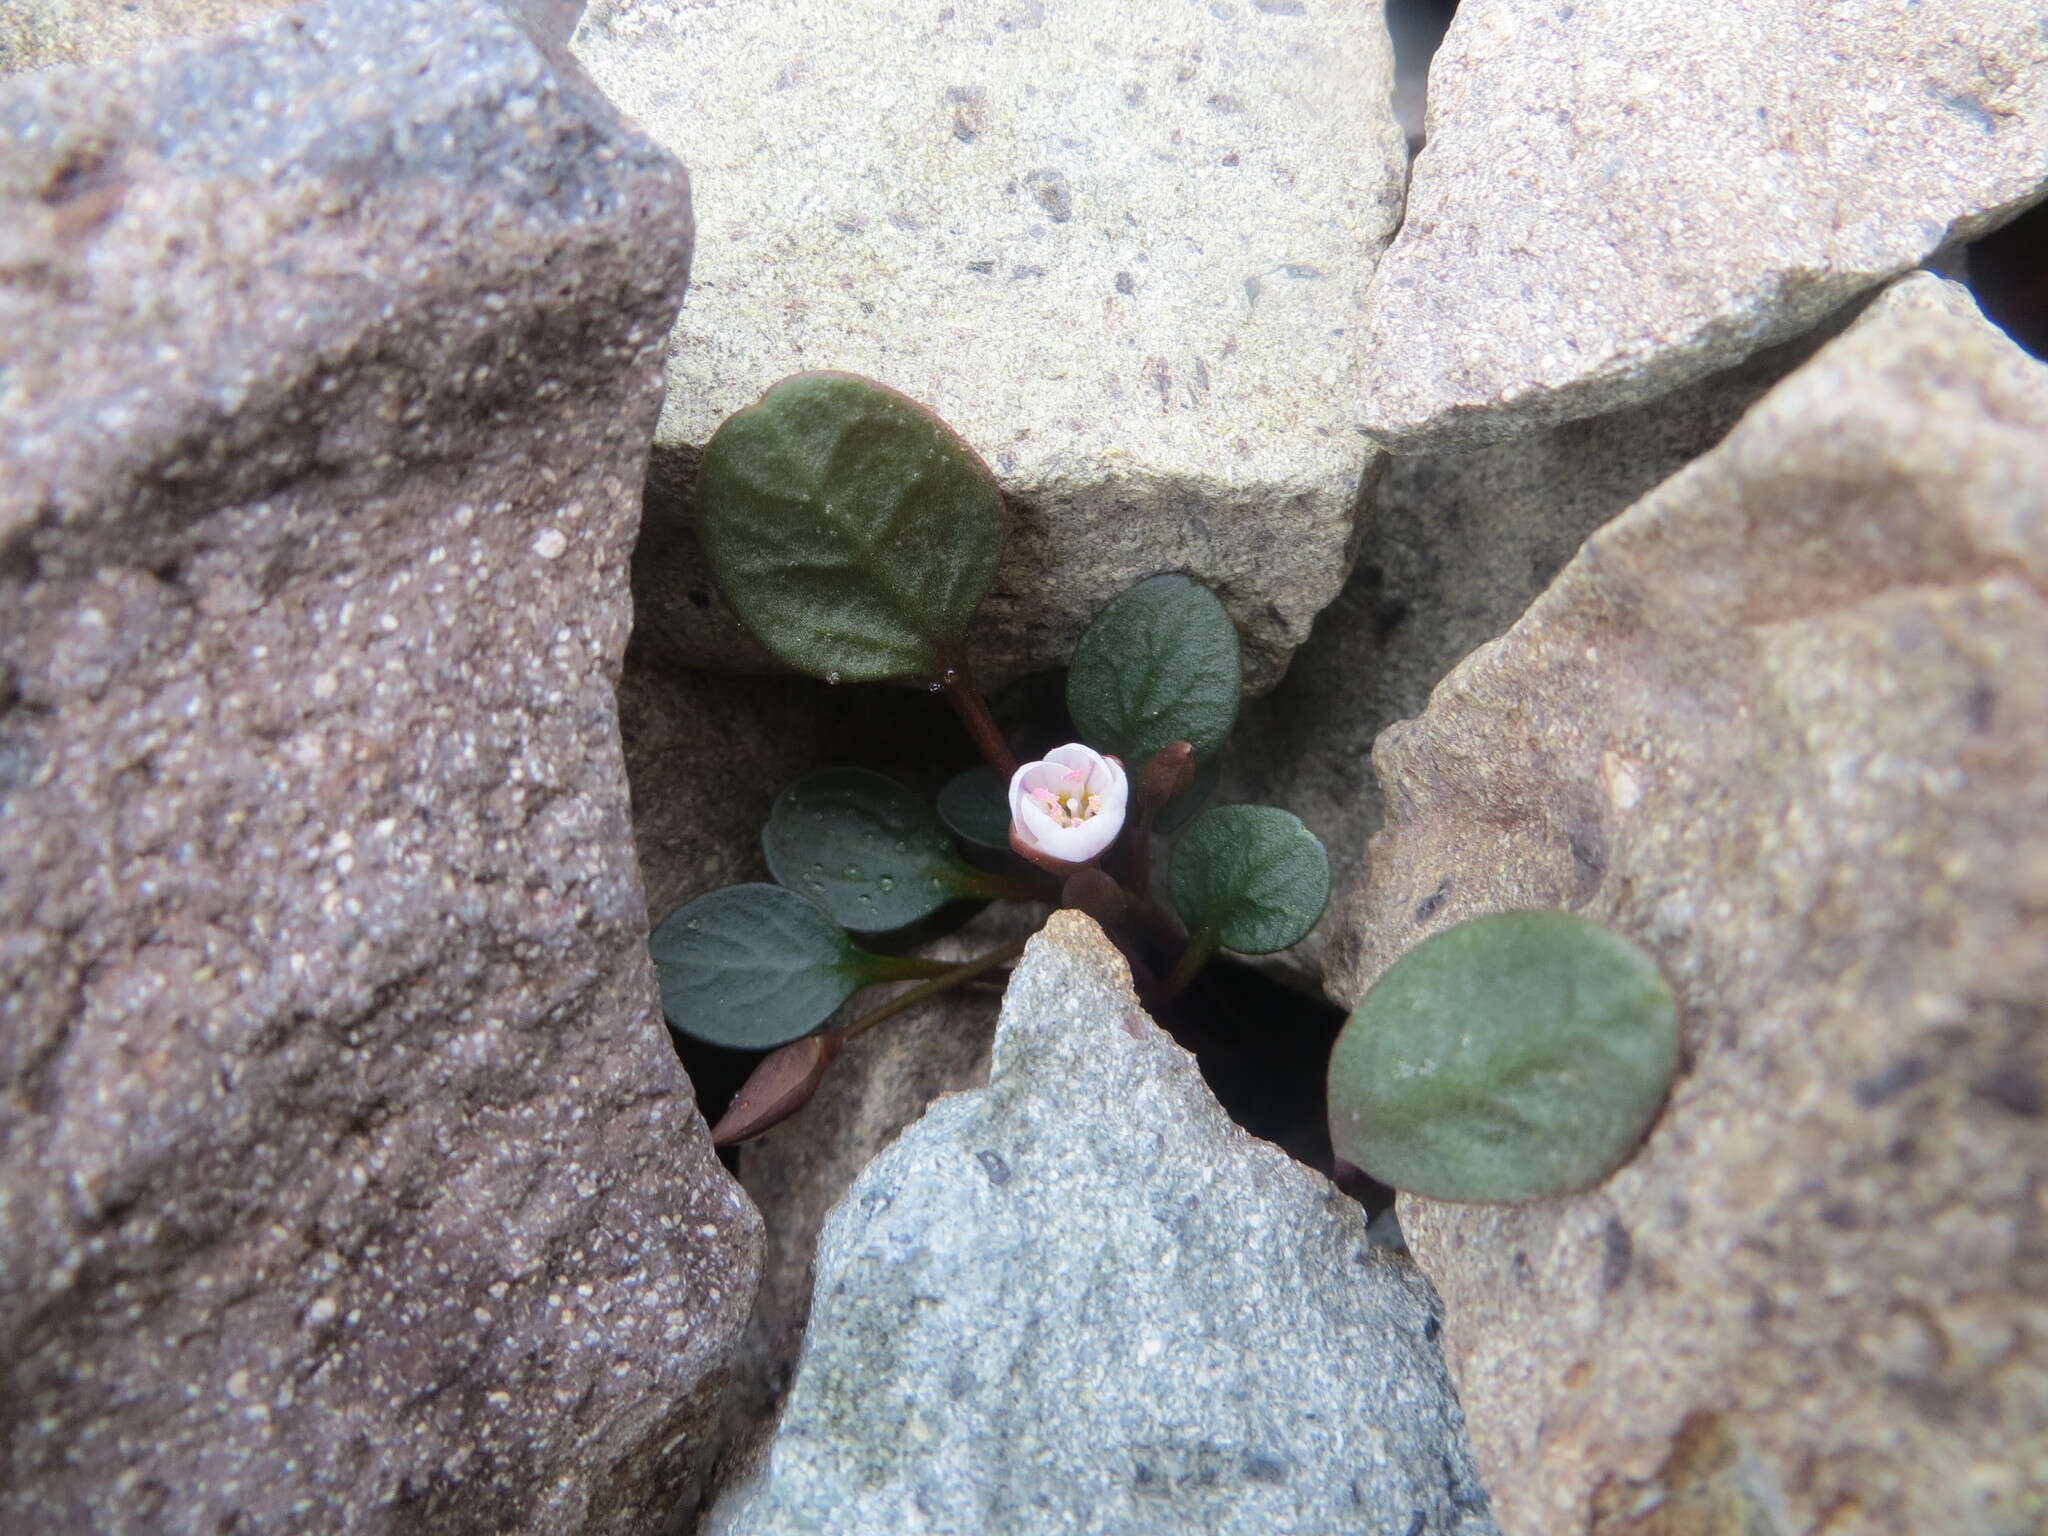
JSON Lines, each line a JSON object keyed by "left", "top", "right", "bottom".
{"left": 706, "top": 911, "right": 1499, "bottom": 1536}
{"left": 571, "top": 0, "right": 1406, "bottom": 692}
{"left": 1356, "top": 0, "right": 2048, "bottom": 452}
{"left": 0, "top": 5, "right": 759, "bottom": 1531}
{"left": 715, "top": 904, "right": 1034, "bottom": 1485}
{"left": 0, "top": 0, "right": 588, "bottom": 76}
{"left": 1329, "top": 275, "right": 2048, "bottom": 1536}
{"left": 1229, "top": 316, "right": 1850, "bottom": 991}
{"left": 0, "top": 0, "right": 287, "bottom": 76}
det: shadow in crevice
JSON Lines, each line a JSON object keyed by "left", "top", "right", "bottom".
{"left": 1968, "top": 195, "right": 2048, "bottom": 360}
{"left": 1386, "top": 0, "right": 1459, "bottom": 153}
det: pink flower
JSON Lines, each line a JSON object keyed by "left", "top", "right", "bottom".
{"left": 1008, "top": 744, "right": 1128, "bottom": 869}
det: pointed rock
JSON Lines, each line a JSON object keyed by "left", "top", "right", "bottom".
{"left": 1333, "top": 274, "right": 2048, "bottom": 1536}
{"left": 707, "top": 912, "right": 1497, "bottom": 1536}
{"left": 1, "top": 4, "right": 756, "bottom": 1529}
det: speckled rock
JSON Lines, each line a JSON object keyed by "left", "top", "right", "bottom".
{"left": 573, "top": 0, "right": 1405, "bottom": 692}
{"left": 1228, "top": 313, "right": 1851, "bottom": 992}
{"left": 712, "top": 902, "right": 1037, "bottom": 1485}
{"left": 1357, "top": 0, "right": 2048, "bottom": 452}
{"left": 0, "top": 0, "right": 586, "bottom": 75}
{"left": 1330, "top": 275, "right": 2048, "bottom": 1536}
{"left": 706, "top": 911, "right": 1498, "bottom": 1536}
{"left": 0, "top": 5, "right": 758, "bottom": 1532}
{"left": 0, "top": 0, "right": 287, "bottom": 76}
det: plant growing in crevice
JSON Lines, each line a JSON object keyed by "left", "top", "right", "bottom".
{"left": 649, "top": 371, "right": 1329, "bottom": 1144}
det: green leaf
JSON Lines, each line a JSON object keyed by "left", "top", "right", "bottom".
{"left": 764, "top": 768, "right": 987, "bottom": 931}
{"left": 697, "top": 372, "right": 1007, "bottom": 683}
{"left": 1153, "top": 752, "right": 1220, "bottom": 836}
{"left": 1067, "top": 574, "right": 1240, "bottom": 764}
{"left": 1167, "top": 804, "right": 1327, "bottom": 954}
{"left": 650, "top": 884, "right": 871, "bottom": 1050}
{"left": 937, "top": 765, "right": 1012, "bottom": 850}
{"left": 1327, "top": 910, "right": 1680, "bottom": 1204}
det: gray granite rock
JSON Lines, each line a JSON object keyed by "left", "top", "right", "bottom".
{"left": 573, "top": 0, "right": 1405, "bottom": 692}
{"left": 706, "top": 911, "right": 1498, "bottom": 1536}
{"left": 0, "top": 5, "right": 758, "bottom": 1531}
{"left": 1331, "top": 275, "right": 2048, "bottom": 1536}
{"left": 1357, "top": 0, "right": 2048, "bottom": 452}
{"left": 715, "top": 903, "right": 1036, "bottom": 1491}
{"left": 1229, "top": 308, "right": 1856, "bottom": 992}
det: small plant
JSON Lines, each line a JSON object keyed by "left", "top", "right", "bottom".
{"left": 1326, "top": 910, "right": 1679, "bottom": 1203}
{"left": 652, "top": 373, "right": 1330, "bottom": 1143}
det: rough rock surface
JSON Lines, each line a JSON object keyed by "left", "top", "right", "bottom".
{"left": 1330, "top": 275, "right": 2048, "bottom": 1536}
{"left": 0, "top": 0, "right": 287, "bottom": 76}
{"left": 0, "top": 5, "right": 759, "bottom": 1531}
{"left": 0, "top": 0, "right": 586, "bottom": 76}
{"left": 1229, "top": 313, "right": 1852, "bottom": 990}
{"left": 716, "top": 904, "right": 1033, "bottom": 1484}
{"left": 573, "top": 0, "right": 1405, "bottom": 692}
{"left": 1357, "top": 0, "right": 2048, "bottom": 452}
{"left": 706, "top": 911, "right": 1498, "bottom": 1536}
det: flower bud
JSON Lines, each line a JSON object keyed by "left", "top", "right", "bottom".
{"left": 1060, "top": 866, "right": 1131, "bottom": 927}
{"left": 709, "top": 1033, "right": 843, "bottom": 1146}
{"left": 1007, "top": 743, "right": 1129, "bottom": 870}
{"left": 1137, "top": 740, "right": 1197, "bottom": 808}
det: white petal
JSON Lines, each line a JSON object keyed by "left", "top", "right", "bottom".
{"left": 1043, "top": 808, "right": 1121, "bottom": 863}
{"left": 1014, "top": 792, "right": 1064, "bottom": 849}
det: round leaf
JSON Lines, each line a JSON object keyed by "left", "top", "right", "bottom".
{"left": 697, "top": 372, "right": 1006, "bottom": 682}
{"left": 937, "top": 765, "right": 1011, "bottom": 850}
{"left": 1327, "top": 910, "right": 1680, "bottom": 1204}
{"left": 1067, "top": 574, "right": 1240, "bottom": 763}
{"left": 765, "top": 768, "right": 980, "bottom": 931}
{"left": 651, "top": 884, "right": 869, "bottom": 1050}
{"left": 1168, "top": 804, "right": 1328, "bottom": 954}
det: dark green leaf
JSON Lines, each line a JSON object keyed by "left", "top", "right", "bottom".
{"left": 697, "top": 372, "right": 1007, "bottom": 682}
{"left": 1153, "top": 752, "right": 1220, "bottom": 835}
{"left": 1327, "top": 910, "right": 1680, "bottom": 1203}
{"left": 1167, "top": 804, "right": 1327, "bottom": 954}
{"left": 937, "top": 765, "right": 1012, "bottom": 850}
{"left": 650, "top": 884, "right": 870, "bottom": 1050}
{"left": 764, "top": 768, "right": 984, "bottom": 931}
{"left": 1067, "top": 574, "right": 1240, "bottom": 763}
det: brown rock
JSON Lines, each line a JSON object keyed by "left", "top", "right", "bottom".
{"left": 1228, "top": 317, "right": 1854, "bottom": 992}
{"left": 1328, "top": 274, "right": 2048, "bottom": 1536}
{"left": 0, "top": 0, "right": 585, "bottom": 77}
{"left": 0, "top": 0, "right": 289, "bottom": 76}
{"left": 0, "top": 4, "right": 758, "bottom": 1532}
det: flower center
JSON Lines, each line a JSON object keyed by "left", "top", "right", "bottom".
{"left": 1030, "top": 767, "right": 1102, "bottom": 829}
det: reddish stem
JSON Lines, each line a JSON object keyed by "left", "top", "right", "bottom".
{"left": 941, "top": 662, "right": 1018, "bottom": 777}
